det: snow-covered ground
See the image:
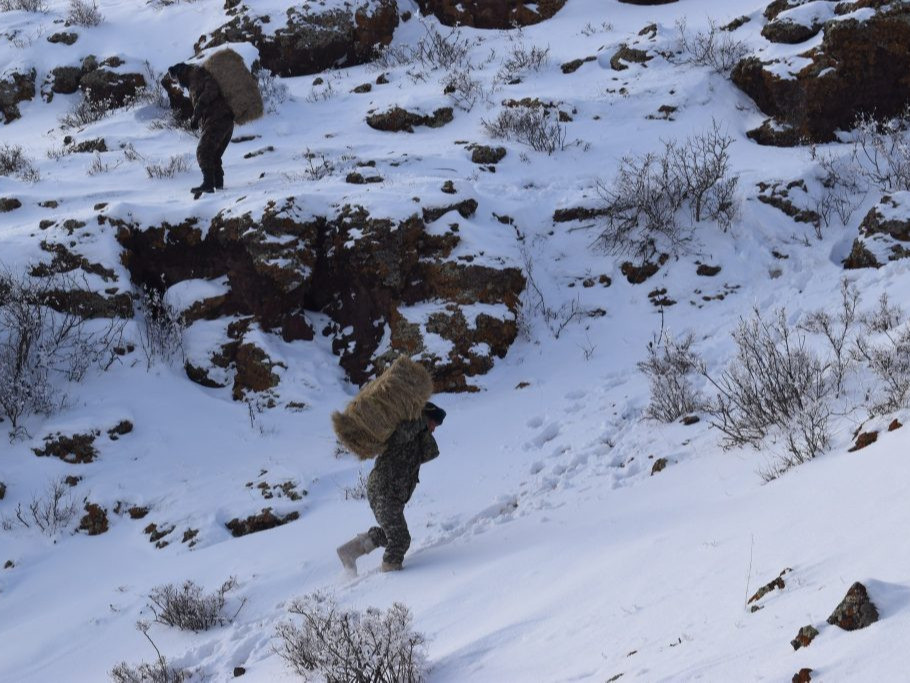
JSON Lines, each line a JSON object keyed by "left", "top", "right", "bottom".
{"left": 2, "top": 0, "right": 909, "bottom": 681}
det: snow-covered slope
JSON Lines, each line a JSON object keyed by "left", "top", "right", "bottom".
{"left": 2, "top": 1, "right": 909, "bottom": 681}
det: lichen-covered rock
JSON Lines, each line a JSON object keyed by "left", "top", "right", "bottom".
{"left": 827, "top": 581, "right": 879, "bottom": 630}
{"left": 414, "top": 0, "right": 566, "bottom": 29}
{"left": 761, "top": 19, "right": 822, "bottom": 44}
{"left": 79, "top": 68, "right": 146, "bottom": 107}
{"left": 199, "top": 0, "right": 399, "bottom": 78}
{"left": 733, "top": 4, "right": 910, "bottom": 143}
{"left": 790, "top": 624, "right": 819, "bottom": 650}
{"left": 78, "top": 503, "right": 109, "bottom": 535}
{"left": 0, "top": 67, "right": 36, "bottom": 124}
{"left": 845, "top": 193, "right": 910, "bottom": 268}
{"left": 0, "top": 198, "right": 22, "bottom": 212}
{"left": 610, "top": 44, "right": 652, "bottom": 71}
{"left": 226, "top": 508, "right": 299, "bottom": 537}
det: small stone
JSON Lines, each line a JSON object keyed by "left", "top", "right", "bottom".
{"left": 650, "top": 458, "right": 668, "bottom": 475}
{"left": 827, "top": 582, "right": 879, "bottom": 631}
{"left": 696, "top": 264, "right": 721, "bottom": 277}
{"left": 681, "top": 415, "right": 700, "bottom": 425}
{"left": 441, "top": 180, "right": 456, "bottom": 194}
{"left": 790, "top": 624, "right": 819, "bottom": 650}
{"left": 470, "top": 145, "right": 506, "bottom": 164}
{"left": 888, "top": 419, "right": 902, "bottom": 432}
{"left": 233, "top": 667, "right": 246, "bottom": 677}
{"left": 352, "top": 83, "right": 372, "bottom": 94}
{"left": 47, "top": 32, "right": 79, "bottom": 45}
{"left": 848, "top": 430, "right": 878, "bottom": 452}
{"left": 0, "top": 198, "right": 22, "bottom": 213}
{"left": 792, "top": 668, "right": 813, "bottom": 683}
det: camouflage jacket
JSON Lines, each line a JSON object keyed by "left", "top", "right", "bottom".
{"left": 183, "top": 65, "right": 233, "bottom": 128}
{"left": 368, "top": 417, "right": 439, "bottom": 504}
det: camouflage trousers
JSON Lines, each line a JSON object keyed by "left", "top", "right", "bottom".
{"left": 196, "top": 116, "right": 233, "bottom": 176}
{"left": 367, "top": 491, "right": 411, "bottom": 566}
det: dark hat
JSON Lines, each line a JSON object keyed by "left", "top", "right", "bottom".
{"left": 423, "top": 402, "right": 446, "bottom": 425}
{"left": 167, "top": 62, "right": 188, "bottom": 79}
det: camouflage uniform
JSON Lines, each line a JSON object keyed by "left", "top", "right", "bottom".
{"left": 366, "top": 416, "right": 439, "bottom": 566}
{"left": 171, "top": 64, "right": 234, "bottom": 189}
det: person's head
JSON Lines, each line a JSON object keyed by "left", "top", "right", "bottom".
{"left": 423, "top": 402, "right": 446, "bottom": 433}
{"left": 167, "top": 62, "right": 191, "bottom": 85}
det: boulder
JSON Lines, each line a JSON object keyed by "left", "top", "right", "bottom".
{"left": 79, "top": 68, "right": 146, "bottom": 107}
{"left": 845, "top": 193, "right": 910, "bottom": 268}
{"left": 199, "top": 0, "right": 399, "bottom": 78}
{"left": 0, "top": 67, "right": 36, "bottom": 124}
{"left": 733, "top": 4, "right": 910, "bottom": 143}
{"left": 827, "top": 581, "right": 879, "bottom": 630}
{"left": 414, "top": 0, "right": 566, "bottom": 29}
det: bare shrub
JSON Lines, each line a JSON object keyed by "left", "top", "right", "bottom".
{"left": 110, "top": 622, "right": 191, "bottom": 683}
{"left": 66, "top": 0, "right": 103, "bottom": 26}
{"left": 852, "top": 106, "right": 910, "bottom": 192}
{"left": 413, "top": 22, "right": 472, "bottom": 72}
{"left": 145, "top": 155, "right": 190, "bottom": 179}
{"left": 88, "top": 152, "right": 118, "bottom": 176}
{"left": 136, "top": 287, "right": 185, "bottom": 368}
{"left": 520, "top": 248, "right": 586, "bottom": 339}
{"left": 298, "top": 148, "right": 335, "bottom": 181}
{"left": 132, "top": 63, "right": 171, "bottom": 111}
{"left": 442, "top": 70, "right": 488, "bottom": 112}
{"left": 639, "top": 331, "right": 703, "bottom": 422}
{"left": 0, "top": 144, "right": 40, "bottom": 182}
{"left": 482, "top": 106, "right": 566, "bottom": 155}
{"left": 497, "top": 42, "right": 549, "bottom": 83}
{"left": 703, "top": 309, "right": 835, "bottom": 463}
{"left": 2, "top": 477, "right": 77, "bottom": 535}
{"left": 305, "top": 77, "right": 337, "bottom": 103}
{"left": 0, "top": 272, "right": 123, "bottom": 430}
{"left": 275, "top": 592, "right": 428, "bottom": 683}
{"left": 343, "top": 471, "right": 369, "bottom": 501}
{"left": 147, "top": 578, "right": 241, "bottom": 632}
{"left": 811, "top": 148, "right": 865, "bottom": 230}
{"left": 801, "top": 279, "right": 859, "bottom": 395}
{"left": 861, "top": 293, "right": 902, "bottom": 334}
{"left": 0, "top": 0, "right": 47, "bottom": 10}
{"left": 676, "top": 18, "right": 749, "bottom": 74}
{"left": 595, "top": 122, "right": 737, "bottom": 258}
{"left": 257, "top": 68, "right": 289, "bottom": 114}
{"left": 60, "top": 94, "right": 115, "bottom": 129}
{"left": 854, "top": 321, "right": 910, "bottom": 413}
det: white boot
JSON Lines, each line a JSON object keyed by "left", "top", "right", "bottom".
{"left": 336, "top": 533, "right": 376, "bottom": 575}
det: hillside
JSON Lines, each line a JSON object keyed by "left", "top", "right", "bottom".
{"left": 2, "top": 1, "right": 910, "bottom": 681}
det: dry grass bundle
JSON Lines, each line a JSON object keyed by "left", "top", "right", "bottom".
{"left": 203, "top": 48, "right": 263, "bottom": 125}
{"left": 332, "top": 356, "right": 433, "bottom": 459}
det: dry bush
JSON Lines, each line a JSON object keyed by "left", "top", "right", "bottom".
{"left": 497, "top": 41, "right": 549, "bottom": 83}
{"left": 595, "top": 122, "right": 737, "bottom": 258}
{"left": 0, "top": 272, "right": 123, "bottom": 430}
{"left": 60, "top": 94, "right": 116, "bottom": 129}
{"left": 0, "top": 0, "right": 47, "bottom": 10}
{"left": 854, "top": 321, "right": 910, "bottom": 413}
{"left": 676, "top": 18, "right": 749, "bottom": 74}
{"left": 639, "top": 331, "right": 704, "bottom": 422}
{"left": 136, "top": 287, "right": 185, "bottom": 368}
{"left": 66, "top": 0, "right": 102, "bottom": 26}
{"left": 0, "top": 144, "right": 40, "bottom": 182}
{"left": 482, "top": 106, "right": 566, "bottom": 155}
{"left": 2, "top": 477, "right": 77, "bottom": 535}
{"left": 442, "top": 70, "right": 488, "bottom": 112}
{"left": 147, "top": 578, "right": 241, "bottom": 632}
{"left": 374, "top": 21, "right": 473, "bottom": 75}
{"left": 257, "top": 68, "right": 289, "bottom": 114}
{"left": 852, "top": 106, "right": 910, "bottom": 192}
{"left": 703, "top": 309, "right": 835, "bottom": 467}
{"left": 110, "top": 622, "right": 191, "bottom": 683}
{"left": 800, "top": 279, "right": 859, "bottom": 395}
{"left": 275, "top": 593, "right": 428, "bottom": 683}
{"left": 145, "top": 155, "right": 190, "bottom": 179}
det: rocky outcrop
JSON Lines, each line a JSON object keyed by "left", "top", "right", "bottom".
{"left": 366, "top": 106, "right": 453, "bottom": 132}
{"left": 42, "top": 56, "right": 145, "bottom": 106}
{"left": 198, "top": 0, "right": 399, "bottom": 77}
{"left": 414, "top": 0, "right": 566, "bottom": 29}
{"left": 733, "top": 4, "right": 910, "bottom": 143}
{"left": 113, "top": 201, "right": 524, "bottom": 393}
{"left": 844, "top": 193, "right": 910, "bottom": 268}
{"left": 0, "top": 67, "right": 36, "bottom": 124}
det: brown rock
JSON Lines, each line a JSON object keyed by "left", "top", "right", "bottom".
{"left": 79, "top": 68, "right": 146, "bottom": 107}
{"left": 848, "top": 430, "right": 878, "bottom": 451}
{"left": 792, "top": 669, "right": 813, "bottom": 683}
{"left": 843, "top": 238, "right": 880, "bottom": 269}
{"left": 0, "top": 198, "right": 21, "bottom": 212}
{"left": 200, "top": 1, "right": 399, "bottom": 78}
{"left": 33, "top": 432, "right": 99, "bottom": 464}
{"left": 888, "top": 419, "right": 902, "bottom": 431}
{"left": 366, "top": 106, "right": 453, "bottom": 132}
{"left": 226, "top": 508, "right": 300, "bottom": 537}
{"left": 414, "top": 0, "right": 566, "bottom": 29}
{"left": 610, "top": 45, "right": 652, "bottom": 71}
{"left": 470, "top": 145, "right": 507, "bottom": 164}
{"left": 0, "top": 68, "right": 36, "bottom": 124}
{"left": 762, "top": 19, "right": 822, "bottom": 44}
{"left": 650, "top": 458, "right": 668, "bottom": 475}
{"left": 78, "top": 503, "right": 109, "bottom": 535}
{"left": 733, "top": 5, "right": 910, "bottom": 143}
{"left": 827, "top": 582, "right": 879, "bottom": 630}
{"left": 696, "top": 264, "right": 721, "bottom": 277}
{"left": 749, "top": 568, "right": 792, "bottom": 604}
{"left": 47, "top": 32, "right": 79, "bottom": 45}
{"left": 790, "top": 624, "right": 819, "bottom": 650}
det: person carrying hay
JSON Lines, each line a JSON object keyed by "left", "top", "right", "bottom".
{"left": 167, "top": 48, "right": 263, "bottom": 198}
{"left": 334, "top": 356, "right": 446, "bottom": 574}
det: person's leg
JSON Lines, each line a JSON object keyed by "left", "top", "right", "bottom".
{"left": 370, "top": 496, "right": 410, "bottom": 568}
{"left": 213, "top": 120, "right": 233, "bottom": 189}
{"left": 193, "top": 126, "right": 219, "bottom": 195}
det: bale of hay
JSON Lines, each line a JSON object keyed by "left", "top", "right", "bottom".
{"left": 203, "top": 48, "right": 264, "bottom": 125}
{"left": 332, "top": 356, "right": 434, "bottom": 459}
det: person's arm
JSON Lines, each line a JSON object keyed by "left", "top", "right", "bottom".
{"left": 418, "top": 427, "right": 439, "bottom": 464}
{"left": 190, "top": 70, "right": 220, "bottom": 127}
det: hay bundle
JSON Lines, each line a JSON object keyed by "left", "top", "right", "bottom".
{"left": 203, "top": 48, "right": 264, "bottom": 125}
{"left": 332, "top": 356, "right": 434, "bottom": 460}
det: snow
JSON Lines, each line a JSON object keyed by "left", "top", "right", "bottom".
{"left": 2, "top": 0, "right": 910, "bottom": 682}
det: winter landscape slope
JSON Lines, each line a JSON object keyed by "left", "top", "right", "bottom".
{"left": 2, "top": 0, "right": 910, "bottom": 681}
